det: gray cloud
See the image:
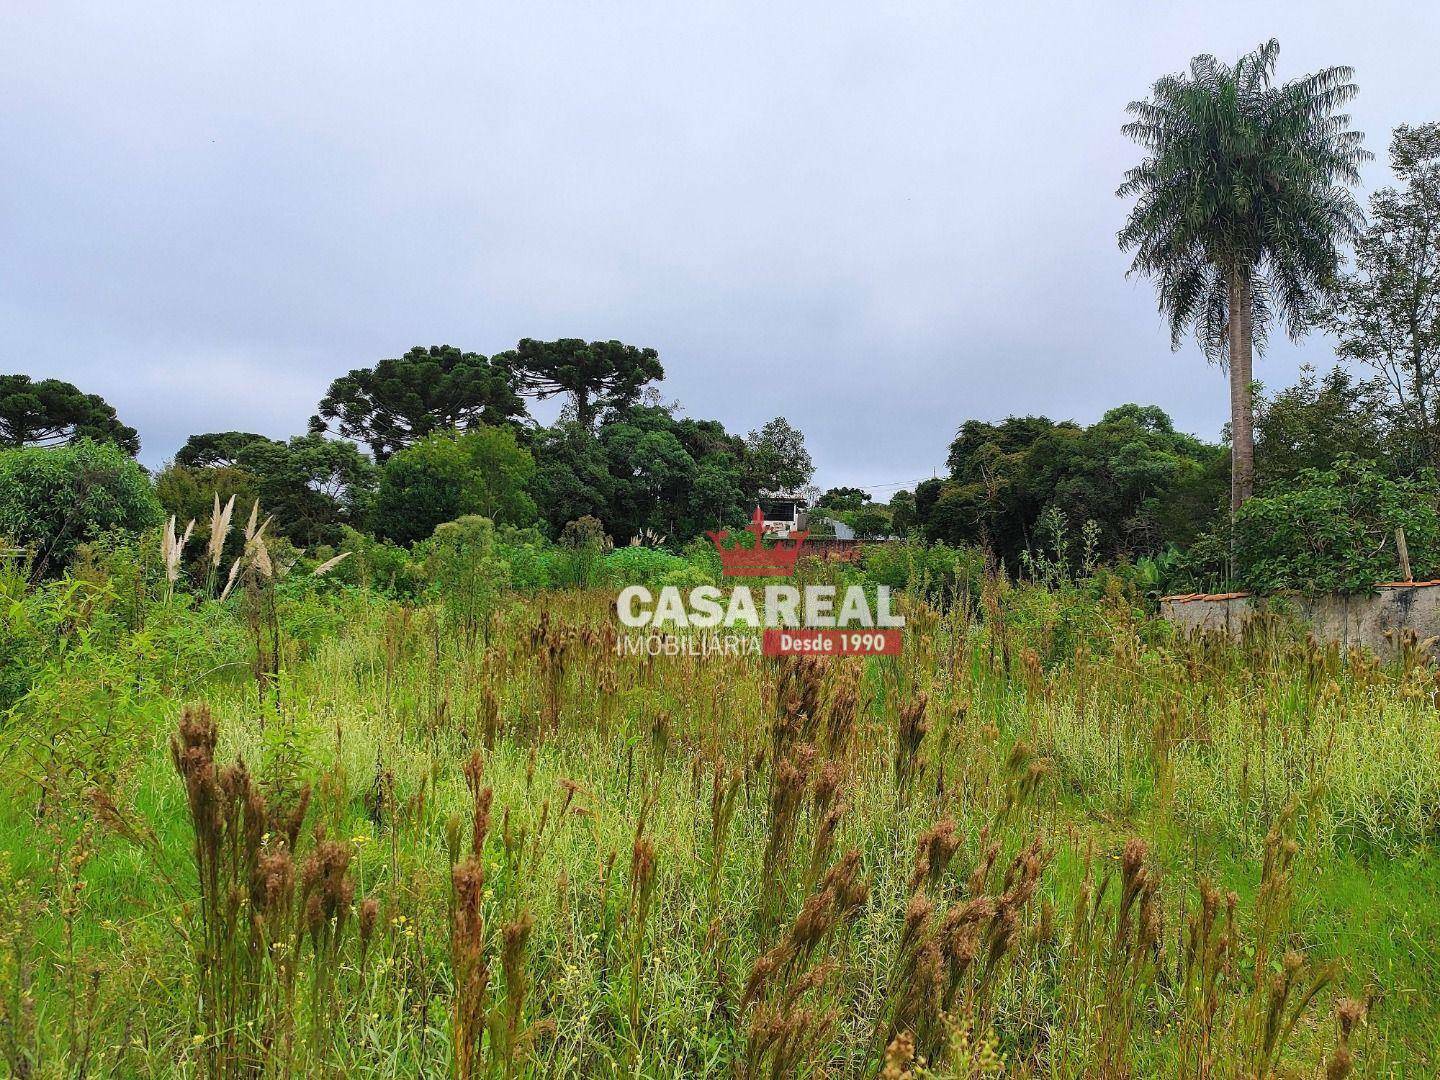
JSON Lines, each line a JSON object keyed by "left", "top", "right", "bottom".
{"left": 3, "top": 1, "right": 1437, "bottom": 489}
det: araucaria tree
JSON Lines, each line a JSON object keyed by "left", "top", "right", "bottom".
{"left": 310, "top": 345, "right": 527, "bottom": 460}
{"left": 0, "top": 374, "right": 140, "bottom": 455}
{"left": 494, "top": 338, "right": 664, "bottom": 429}
{"left": 1118, "top": 40, "right": 1368, "bottom": 513}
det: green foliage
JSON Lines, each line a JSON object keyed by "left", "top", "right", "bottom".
{"left": 888, "top": 489, "right": 917, "bottom": 534}
{"left": 600, "top": 545, "right": 694, "bottom": 589}
{"left": 424, "top": 515, "right": 508, "bottom": 643}
{"left": 236, "top": 434, "right": 377, "bottom": 548}
{"left": 524, "top": 405, "right": 799, "bottom": 545}
{"left": 847, "top": 506, "right": 892, "bottom": 539}
{"left": 154, "top": 464, "right": 259, "bottom": 523}
{"left": 743, "top": 416, "right": 813, "bottom": 495}
{"left": 1328, "top": 123, "right": 1440, "bottom": 473}
{"left": 528, "top": 422, "right": 615, "bottom": 537}
{"left": 1255, "top": 366, "right": 1398, "bottom": 488}
{"left": 1232, "top": 458, "right": 1440, "bottom": 592}
{"left": 373, "top": 427, "right": 536, "bottom": 546}
{"left": 173, "top": 431, "right": 280, "bottom": 468}
{"left": 815, "top": 486, "right": 870, "bottom": 512}
{"left": 921, "top": 406, "right": 1225, "bottom": 567}
{"left": 331, "top": 527, "right": 426, "bottom": 600}
{"left": 0, "top": 440, "right": 162, "bottom": 574}
{"left": 310, "top": 345, "right": 527, "bottom": 460}
{"left": 859, "top": 539, "right": 985, "bottom": 603}
{"left": 550, "top": 515, "right": 612, "bottom": 588}
{"left": 574, "top": 406, "right": 749, "bottom": 543}
{"left": 494, "top": 525, "right": 553, "bottom": 591}
{"left": 0, "top": 374, "right": 140, "bottom": 455}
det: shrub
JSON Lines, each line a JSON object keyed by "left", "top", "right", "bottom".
{"left": 372, "top": 427, "right": 536, "bottom": 546}
{"left": 332, "top": 527, "right": 427, "bottom": 601}
{"left": 860, "top": 539, "right": 985, "bottom": 602}
{"left": 495, "top": 524, "right": 553, "bottom": 591}
{"left": 0, "top": 439, "right": 163, "bottom": 575}
{"left": 424, "top": 515, "right": 508, "bottom": 643}
{"left": 549, "top": 516, "right": 612, "bottom": 588}
{"left": 601, "top": 545, "right": 692, "bottom": 588}
{"left": 1233, "top": 458, "right": 1440, "bottom": 592}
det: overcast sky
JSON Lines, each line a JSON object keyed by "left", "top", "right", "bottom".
{"left": 3, "top": 2, "right": 1437, "bottom": 491}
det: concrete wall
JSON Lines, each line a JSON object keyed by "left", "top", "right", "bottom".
{"left": 1160, "top": 583, "right": 1440, "bottom": 656}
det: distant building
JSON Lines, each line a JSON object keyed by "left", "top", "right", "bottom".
{"left": 757, "top": 496, "right": 808, "bottom": 538}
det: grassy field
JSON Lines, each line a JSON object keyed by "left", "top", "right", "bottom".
{"left": 1, "top": 559, "right": 1437, "bottom": 1077}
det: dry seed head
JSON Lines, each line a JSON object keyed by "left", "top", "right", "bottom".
{"left": 253, "top": 846, "right": 295, "bottom": 914}
{"left": 909, "top": 817, "right": 960, "bottom": 893}
{"left": 631, "top": 836, "right": 657, "bottom": 893}
{"left": 359, "top": 896, "right": 379, "bottom": 948}
{"left": 881, "top": 1031, "right": 916, "bottom": 1080}
{"left": 1336, "top": 997, "right": 1366, "bottom": 1040}
{"left": 208, "top": 493, "right": 235, "bottom": 569}
{"left": 811, "top": 760, "right": 845, "bottom": 813}
{"left": 312, "top": 551, "right": 351, "bottom": 577}
{"left": 501, "top": 909, "right": 536, "bottom": 978}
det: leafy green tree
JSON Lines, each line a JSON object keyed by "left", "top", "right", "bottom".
{"left": 935, "top": 416, "right": 1070, "bottom": 558}
{"left": 494, "top": 338, "right": 663, "bottom": 429}
{"left": 0, "top": 374, "right": 140, "bottom": 455}
{"left": 599, "top": 407, "right": 697, "bottom": 539}
{"left": 1328, "top": 123, "right": 1440, "bottom": 472}
{"left": 528, "top": 421, "right": 615, "bottom": 537}
{"left": 1254, "top": 365, "right": 1396, "bottom": 487}
{"left": 744, "top": 416, "right": 814, "bottom": 495}
{"left": 1232, "top": 457, "right": 1439, "bottom": 591}
{"left": 914, "top": 478, "right": 944, "bottom": 528}
{"left": 1118, "top": 40, "right": 1368, "bottom": 512}
{"left": 526, "top": 403, "right": 757, "bottom": 543}
{"left": 919, "top": 407, "right": 1225, "bottom": 566}
{"left": 425, "top": 515, "right": 509, "bottom": 645}
{"left": 849, "top": 507, "right": 892, "bottom": 539}
{"left": 0, "top": 439, "right": 162, "bottom": 574}
{"left": 237, "top": 435, "right": 378, "bottom": 547}
{"left": 155, "top": 464, "right": 261, "bottom": 530}
{"left": 681, "top": 454, "right": 747, "bottom": 540}
{"left": 372, "top": 427, "right": 536, "bottom": 546}
{"left": 888, "top": 490, "right": 917, "bottom": 534}
{"left": 311, "top": 345, "right": 527, "bottom": 460}
{"left": 816, "top": 487, "right": 871, "bottom": 513}
{"left": 174, "top": 431, "right": 279, "bottom": 468}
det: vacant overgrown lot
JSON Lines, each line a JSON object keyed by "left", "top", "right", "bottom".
{"left": 1, "top": 555, "right": 1437, "bottom": 1077}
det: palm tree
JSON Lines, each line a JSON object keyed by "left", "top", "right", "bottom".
{"left": 1118, "top": 40, "right": 1369, "bottom": 513}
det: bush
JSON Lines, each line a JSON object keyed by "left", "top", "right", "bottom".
{"left": 332, "top": 527, "right": 427, "bottom": 601}
{"left": 495, "top": 524, "right": 553, "bottom": 591}
{"left": 1233, "top": 458, "right": 1439, "bottom": 592}
{"left": 0, "top": 439, "right": 163, "bottom": 574}
{"left": 860, "top": 539, "right": 985, "bottom": 603}
{"left": 423, "top": 515, "right": 508, "bottom": 643}
{"left": 372, "top": 428, "right": 536, "bottom": 546}
{"left": 601, "top": 545, "right": 692, "bottom": 588}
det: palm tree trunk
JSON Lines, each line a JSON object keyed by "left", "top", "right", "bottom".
{"left": 1228, "top": 272, "right": 1255, "bottom": 514}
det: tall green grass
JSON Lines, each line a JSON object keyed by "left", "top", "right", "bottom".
{"left": 0, "top": 565, "right": 1432, "bottom": 1076}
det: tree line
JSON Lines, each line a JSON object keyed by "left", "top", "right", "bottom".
{"left": 0, "top": 339, "right": 816, "bottom": 557}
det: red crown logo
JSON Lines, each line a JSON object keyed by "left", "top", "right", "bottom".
{"left": 707, "top": 507, "right": 809, "bottom": 577}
